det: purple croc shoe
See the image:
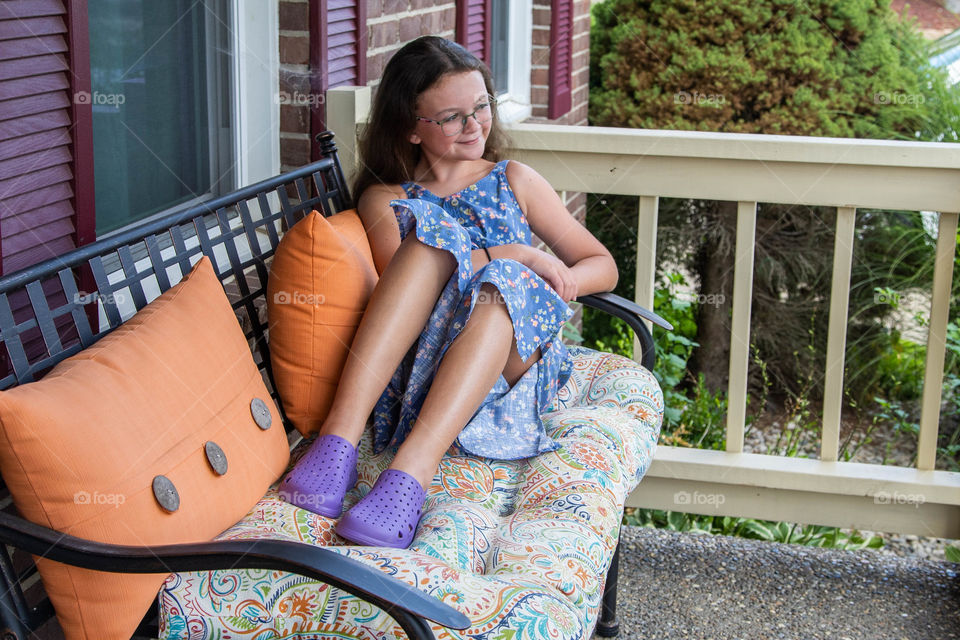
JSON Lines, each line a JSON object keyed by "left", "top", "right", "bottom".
{"left": 335, "top": 469, "right": 426, "bottom": 548}
{"left": 278, "top": 433, "right": 357, "bottom": 518}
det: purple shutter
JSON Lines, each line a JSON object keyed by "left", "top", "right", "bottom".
{"left": 310, "top": 0, "right": 367, "bottom": 161}
{"left": 547, "top": 0, "right": 573, "bottom": 119}
{"left": 0, "top": 0, "right": 94, "bottom": 275}
{"left": 456, "top": 0, "right": 491, "bottom": 63}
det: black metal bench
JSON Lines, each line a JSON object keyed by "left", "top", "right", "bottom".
{"left": 0, "top": 132, "right": 665, "bottom": 639}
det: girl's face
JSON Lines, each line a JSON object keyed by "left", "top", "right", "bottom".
{"left": 409, "top": 70, "right": 493, "bottom": 163}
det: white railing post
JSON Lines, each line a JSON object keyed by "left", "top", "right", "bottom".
{"left": 918, "top": 211, "right": 959, "bottom": 470}
{"left": 726, "top": 201, "right": 757, "bottom": 453}
{"left": 634, "top": 196, "right": 659, "bottom": 356}
{"left": 821, "top": 207, "right": 857, "bottom": 462}
{"left": 325, "top": 86, "right": 371, "bottom": 192}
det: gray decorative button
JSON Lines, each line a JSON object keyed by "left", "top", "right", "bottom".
{"left": 152, "top": 475, "right": 180, "bottom": 512}
{"left": 251, "top": 398, "right": 272, "bottom": 430}
{"left": 204, "top": 441, "right": 228, "bottom": 475}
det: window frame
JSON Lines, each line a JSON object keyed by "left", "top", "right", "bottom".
{"left": 490, "top": 0, "right": 533, "bottom": 123}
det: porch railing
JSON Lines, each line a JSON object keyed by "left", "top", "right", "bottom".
{"left": 328, "top": 86, "right": 960, "bottom": 539}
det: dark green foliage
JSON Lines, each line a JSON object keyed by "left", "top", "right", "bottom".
{"left": 590, "top": 0, "right": 952, "bottom": 139}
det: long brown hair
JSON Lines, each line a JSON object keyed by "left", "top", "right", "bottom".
{"left": 351, "top": 36, "right": 509, "bottom": 200}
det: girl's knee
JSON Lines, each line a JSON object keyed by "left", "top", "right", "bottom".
{"left": 399, "top": 234, "right": 456, "bottom": 270}
{"left": 468, "top": 284, "right": 510, "bottom": 327}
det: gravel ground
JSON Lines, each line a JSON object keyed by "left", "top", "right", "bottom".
{"left": 601, "top": 526, "right": 960, "bottom": 640}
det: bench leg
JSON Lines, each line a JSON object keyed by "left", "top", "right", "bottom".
{"left": 595, "top": 538, "right": 621, "bottom": 637}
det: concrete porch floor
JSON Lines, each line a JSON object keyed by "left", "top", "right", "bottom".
{"left": 603, "top": 525, "right": 960, "bottom": 640}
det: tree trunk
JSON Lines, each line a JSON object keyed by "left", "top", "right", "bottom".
{"left": 689, "top": 200, "right": 738, "bottom": 393}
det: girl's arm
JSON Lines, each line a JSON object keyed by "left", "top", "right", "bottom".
{"left": 501, "top": 161, "right": 619, "bottom": 301}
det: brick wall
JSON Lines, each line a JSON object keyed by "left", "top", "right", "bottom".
{"left": 366, "top": 0, "right": 456, "bottom": 88}
{"left": 529, "top": 0, "right": 590, "bottom": 126}
{"left": 279, "top": 0, "right": 311, "bottom": 171}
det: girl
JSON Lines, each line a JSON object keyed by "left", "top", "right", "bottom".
{"left": 279, "top": 36, "right": 618, "bottom": 548}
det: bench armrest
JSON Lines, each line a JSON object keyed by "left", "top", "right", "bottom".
{"left": 576, "top": 292, "right": 673, "bottom": 372}
{"left": 0, "top": 511, "right": 469, "bottom": 639}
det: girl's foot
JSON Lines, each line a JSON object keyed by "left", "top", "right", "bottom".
{"left": 335, "top": 469, "right": 426, "bottom": 548}
{"left": 278, "top": 434, "right": 358, "bottom": 518}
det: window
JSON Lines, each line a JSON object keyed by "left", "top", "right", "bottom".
{"left": 489, "top": 0, "right": 532, "bottom": 122}
{"left": 88, "top": 0, "right": 235, "bottom": 235}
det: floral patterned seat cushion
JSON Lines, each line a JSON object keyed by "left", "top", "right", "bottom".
{"left": 158, "top": 346, "right": 663, "bottom": 639}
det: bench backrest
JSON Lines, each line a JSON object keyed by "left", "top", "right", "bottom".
{"left": 0, "top": 133, "right": 350, "bottom": 634}
{"left": 0, "top": 134, "right": 349, "bottom": 396}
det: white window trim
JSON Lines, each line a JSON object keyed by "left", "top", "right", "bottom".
{"left": 495, "top": 0, "right": 533, "bottom": 123}
{"left": 233, "top": 0, "right": 281, "bottom": 186}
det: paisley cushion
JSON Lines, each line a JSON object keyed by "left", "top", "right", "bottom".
{"left": 157, "top": 345, "right": 663, "bottom": 639}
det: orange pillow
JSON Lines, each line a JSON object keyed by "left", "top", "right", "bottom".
{"left": 267, "top": 209, "right": 378, "bottom": 435}
{"left": 0, "top": 256, "right": 290, "bottom": 640}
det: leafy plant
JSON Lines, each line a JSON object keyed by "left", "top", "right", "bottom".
{"left": 946, "top": 544, "right": 960, "bottom": 563}
{"left": 624, "top": 508, "right": 884, "bottom": 551}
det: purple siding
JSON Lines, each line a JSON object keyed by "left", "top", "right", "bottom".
{"left": 309, "top": 0, "right": 367, "bottom": 161}
{"left": 0, "top": 0, "right": 79, "bottom": 275}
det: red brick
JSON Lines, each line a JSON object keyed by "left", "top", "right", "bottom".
{"left": 368, "top": 0, "right": 383, "bottom": 18}
{"left": 279, "top": 1, "right": 309, "bottom": 30}
{"left": 531, "top": 86, "right": 548, "bottom": 105}
{"left": 532, "top": 6, "right": 550, "bottom": 24}
{"left": 280, "top": 68, "right": 311, "bottom": 94}
{"left": 280, "top": 104, "right": 310, "bottom": 134}
{"left": 572, "top": 102, "right": 588, "bottom": 124}
{"left": 384, "top": 0, "right": 409, "bottom": 14}
{"left": 367, "top": 52, "right": 385, "bottom": 81}
{"left": 370, "top": 20, "right": 399, "bottom": 48}
{"left": 574, "top": 17, "right": 590, "bottom": 36}
{"left": 575, "top": 65, "right": 589, "bottom": 85}
{"left": 280, "top": 35, "right": 309, "bottom": 65}
{"left": 281, "top": 136, "right": 311, "bottom": 167}
{"left": 399, "top": 16, "right": 421, "bottom": 41}
{"left": 440, "top": 6, "right": 455, "bottom": 31}
{"left": 530, "top": 67, "right": 548, "bottom": 85}
{"left": 420, "top": 10, "right": 444, "bottom": 33}
{"left": 531, "top": 47, "right": 550, "bottom": 66}
{"left": 532, "top": 27, "right": 552, "bottom": 46}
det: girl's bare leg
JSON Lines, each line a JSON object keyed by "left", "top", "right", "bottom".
{"left": 390, "top": 283, "right": 543, "bottom": 487}
{"left": 320, "top": 234, "right": 456, "bottom": 445}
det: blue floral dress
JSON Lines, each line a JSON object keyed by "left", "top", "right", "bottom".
{"left": 372, "top": 160, "right": 574, "bottom": 460}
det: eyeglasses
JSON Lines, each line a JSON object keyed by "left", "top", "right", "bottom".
{"left": 416, "top": 99, "right": 496, "bottom": 136}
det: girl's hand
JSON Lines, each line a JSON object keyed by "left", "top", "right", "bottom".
{"left": 510, "top": 244, "right": 578, "bottom": 302}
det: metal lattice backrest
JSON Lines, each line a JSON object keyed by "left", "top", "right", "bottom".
{"left": 0, "top": 134, "right": 351, "bottom": 634}
{"left": 0, "top": 134, "right": 351, "bottom": 417}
